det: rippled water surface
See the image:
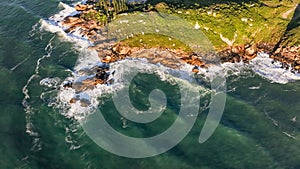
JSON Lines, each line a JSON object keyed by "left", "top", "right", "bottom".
{"left": 1, "top": 0, "right": 300, "bottom": 169}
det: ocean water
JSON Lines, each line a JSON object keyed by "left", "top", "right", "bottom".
{"left": 1, "top": 0, "right": 300, "bottom": 169}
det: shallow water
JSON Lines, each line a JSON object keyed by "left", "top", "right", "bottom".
{"left": 1, "top": 0, "right": 300, "bottom": 169}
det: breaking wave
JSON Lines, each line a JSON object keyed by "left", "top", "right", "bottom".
{"left": 221, "top": 53, "right": 300, "bottom": 84}
{"left": 39, "top": 1, "right": 300, "bottom": 122}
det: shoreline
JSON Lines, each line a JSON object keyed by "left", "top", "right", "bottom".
{"left": 39, "top": 0, "right": 300, "bottom": 106}
{"left": 59, "top": 1, "right": 300, "bottom": 73}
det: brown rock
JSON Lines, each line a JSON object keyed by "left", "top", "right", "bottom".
{"left": 245, "top": 45, "right": 257, "bottom": 57}
{"left": 70, "top": 98, "right": 78, "bottom": 104}
{"left": 94, "top": 79, "right": 105, "bottom": 85}
{"left": 192, "top": 66, "right": 200, "bottom": 73}
{"left": 274, "top": 47, "right": 282, "bottom": 54}
{"left": 231, "top": 45, "right": 245, "bottom": 55}
{"left": 190, "top": 59, "right": 204, "bottom": 66}
{"left": 119, "top": 46, "right": 131, "bottom": 55}
{"left": 155, "top": 2, "right": 169, "bottom": 10}
{"left": 295, "top": 58, "right": 300, "bottom": 65}
{"left": 75, "top": 4, "right": 93, "bottom": 11}
{"left": 257, "top": 43, "right": 274, "bottom": 53}
{"left": 151, "top": 57, "right": 164, "bottom": 64}
{"left": 101, "top": 56, "right": 112, "bottom": 63}
{"left": 62, "top": 17, "right": 84, "bottom": 27}
{"left": 295, "top": 65, "right": 300, "bottom": 70}
{"left": 283, "top": 53, "right": 296, "bottom": 61}
{"left": 80, "top": 79, "right": 96, "bottom": 91}
{"left": 161, "top": 59, "right": 175, "bottom": 67}
{"left": 233, "top": 56, "right": 240, "bottom": 63}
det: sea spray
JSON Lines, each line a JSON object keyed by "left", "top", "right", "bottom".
{"left": 219, "top": 52, "right": 300, "bottom": 84}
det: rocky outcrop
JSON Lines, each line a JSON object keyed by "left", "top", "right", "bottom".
{"left": 75, "top": 4, "right": 93, "bottom": 11}
{"left": 56, "top": 1, "right": 300, "bottom": 107}
{"left": 62, "top": 1, "right": 300, "bottom": 65}
{"left": 218, "top": 43, "right": 277, "bottom": 63}
{"left": 270, "top": 4, "right": 300, "bottom": 71}
{"left": 61, "top": 1, "right": 300, "bottom": 88}
{"left": 99, "top": 42, "right": 207, "bottom": 69}
{"left": 219, "top": 5, "right": 300, "bottom": 68}
{"left": 63, "top": 63, "right": 112, "bottom": 94}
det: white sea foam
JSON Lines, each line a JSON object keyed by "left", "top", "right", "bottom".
{"left": 57, "top": 58, "right": 206, "bottom": 120}
{"left": 23, "top": 35, "right": 56, "bottom": 138}
{"left": 40, "top": 77, "right": 61, "bottom": 88}
{"left": 40, "top": 19, "right": 92, "bottom": 48}
{"left": 250, "top": 53, "right": 300, "bottom": 84}
{"left": 51, "top": 2, "right": 79, "bottom": 23}
{"left": 219, "top": 53, "right": 300, "bottom": 84}
{"left": 40, "top": 2, "right": 208, "bottom": 120}
{"left": 42, "top": 1, "right": 300, "bottom": 122}
{"left": 39, "top": 2, "right": 92, "bottom": 49}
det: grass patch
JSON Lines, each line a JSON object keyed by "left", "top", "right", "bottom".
{"left": 147, "top": 1, "right": 296, "bottom": 50}
{"left": 122, "top": 33, "right": 193, "bottom": 52}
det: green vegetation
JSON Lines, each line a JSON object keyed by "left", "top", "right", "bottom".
{"left": 81, "top": 10, "right": 108, "bottom": 25}
{"left": 281, "top": 26, "right": 300, "bottom": 47}
{"left": 81, "top": 0, "right": 128, "bottom": 25}
{"left": 95, "top": 0, "right": 128, "bottom": 16}
{"left": 277, "top": 5, "right": 300, "bottom": 47}
{"left": 125, "top": 0, "right": 298, "bottom": 50}
{"left": 82, "top": 0, "right": 300, "bottom": 50}
{"left": 122, "top": 33, "right": 193, "bottom": 52}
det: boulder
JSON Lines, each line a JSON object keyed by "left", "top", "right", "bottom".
{"left": 70, "top": 98, "right": 78, "bottom": 104}
{"left": 63, "top": 17, "right": 84, "bottom": 27}
{"left": 192, "top": 66, "right": 200, "bottom": 73}
{"left": 231, "top": 45, "right": 245, "bottom": 55}
{"left": 101, "top": 56, "right": 112, "bottom": 63}
{"left": 75, "top": 4, "right": 93, "bottom": 11}
{"left": 245, "top": 45, "right": 257, "bottom": 56}
{"left": 294, "top": 65, "right": 300, "bottom": 70}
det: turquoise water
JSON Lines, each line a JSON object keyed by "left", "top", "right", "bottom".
{"left": 1, "top": 0, "right": 300, "bottom": 168}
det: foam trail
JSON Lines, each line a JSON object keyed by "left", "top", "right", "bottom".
{"left": 40, "top": 1, "right": 208, "bottom": 120}
{"left": 57, "top": 58, "right": 207, "bottom": 120}
{"left": 10, "top": 55, "right": 30, "bottom": 72}
{"left": 21, "top": 0, "right": 92, "bottom": 151}
{"left": 22, "top": 35, "right": 55, "bottom": 139}
{"left": 40, "top": 0, "right": 300, "bottom": 123}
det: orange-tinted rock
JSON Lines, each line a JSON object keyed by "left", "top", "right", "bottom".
{"left": 94, "top": 79, "right": 105, "bottom": 85}
{"left": 151, "top": 57, "right": 164, "bottom": 63}
{"left": 284, "top": 53, "right": 296, "bottom": 61}
{"left": 101, "top": 56, "right": 112, "bottom": 63}
{"left": 62, "top": 17, "right": 84, "bottom": 27}
{"left": 295, "top": 65, "right": 300, "bottom": 70}
{"left": 119, "top": 46, "right": 131, "bottom": 55}
{"left": 295, "top": 59, "right": 300, "bottom": 65}
{"left": 190, "top": 59, "right": 204, "bottom": 66}
{"left": 245, "top": 45, "right": 257, "bottom": 56}
{"left": 257, "top": 43, "right": 274, "bottom": 54}
{"left": 70, "top": 98, "right": 78, "bottom": 104}
{"left": 231, "top": 45, "right": 245, "bottom": 55}
{"left": 75, "top": 4, "right": 92, "bottom": 11}
{"left": 192, "top": 66, "right": 200, "bottom": 73}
